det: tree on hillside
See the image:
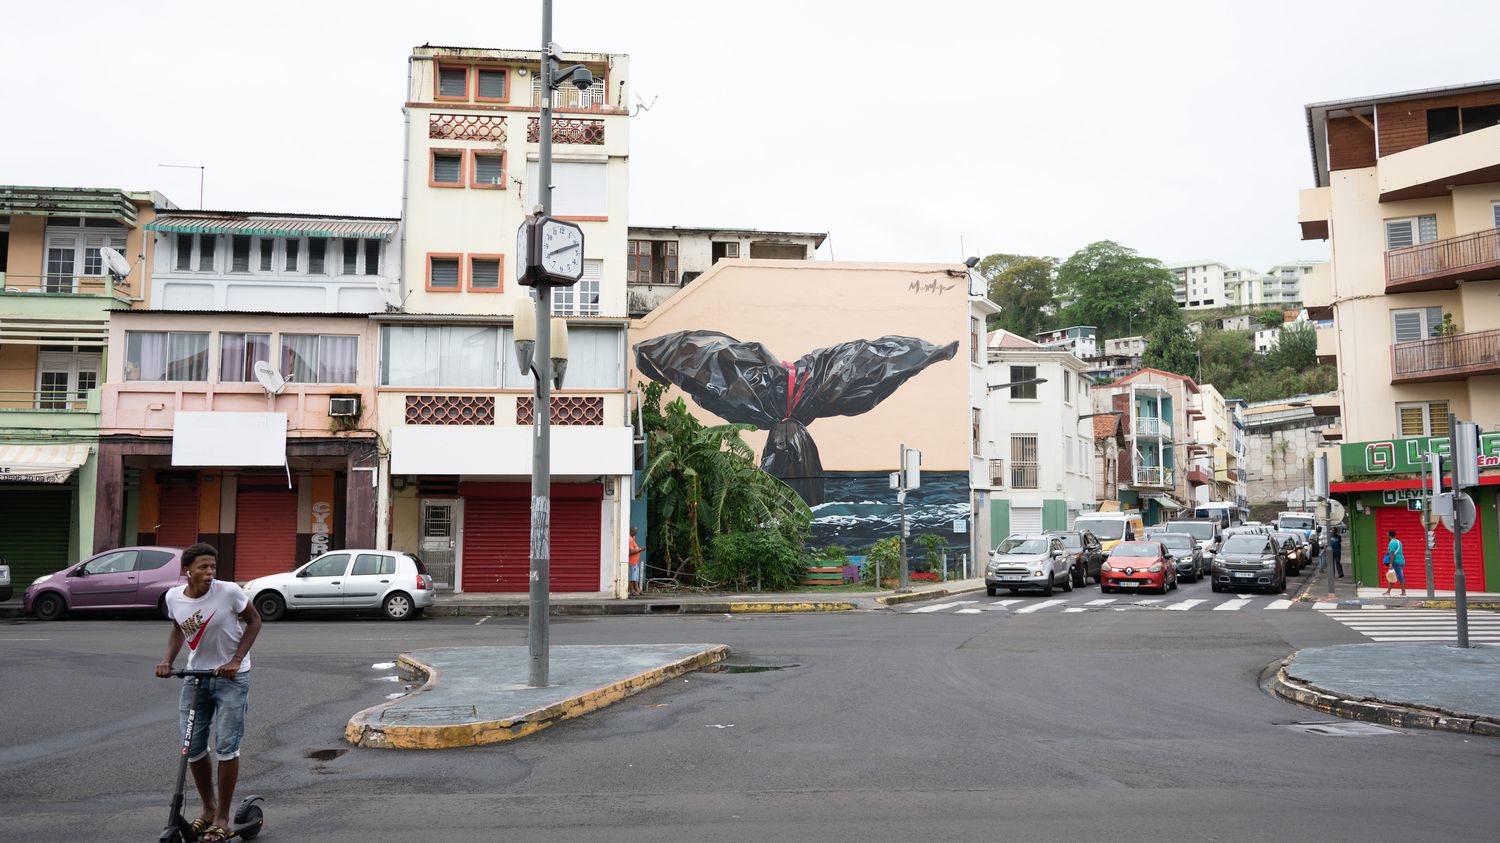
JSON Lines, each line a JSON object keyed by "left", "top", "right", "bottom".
{"left": 1267, "top": 324, "right": 1316, "bottom": 371}
{"left": 1197, "top": 327, "right": 1255, "bottom": 390}
{"left": 1255, "top": 308, "right": 1285, "bottom": 329}
{"left": 1140, "top": 313, "right": 1199, "bottom": 378}
{"left": 977, "top": 253, "right": 1058, "bottom": 337}
{"left": 1055, "top": 241, "right": 1179, "bottom": 339}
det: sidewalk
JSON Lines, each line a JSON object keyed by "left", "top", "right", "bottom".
{"left": 1294, "top": 561, "right": 1500, "bottom": 610}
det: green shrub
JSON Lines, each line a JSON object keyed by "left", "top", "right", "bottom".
{"left": 861, "top": 537, "right": 903, "bottom": 586}
{"left": 703, "top": 527, "right": 808, "bottom": 591}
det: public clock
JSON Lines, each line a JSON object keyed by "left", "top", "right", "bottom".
{"left": 515, "top": 216, "right": 585, "bottom": 286}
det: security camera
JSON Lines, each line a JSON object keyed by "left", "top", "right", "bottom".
{"left": 965, "top": 256, "right": 980, "bottom": 269}
{"left": 571, "top": 68, "right": 594, "bottom": 92}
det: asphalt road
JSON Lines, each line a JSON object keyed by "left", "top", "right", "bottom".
{"left": 3, "top": 575, "right": 1499, "bottom": 842}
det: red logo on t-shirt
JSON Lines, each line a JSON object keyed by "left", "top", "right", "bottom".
{"left": 181, "top": 611, "right": 215, "bottom": 650}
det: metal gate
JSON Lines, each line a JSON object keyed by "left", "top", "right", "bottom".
{"left": 234, "top": 481, "right": 299, "bottom": 581}
{"left": 1010, "top": 506, "right": 1044, "bottom": 536}
{"left": 420, "top": 499, "right": 458, "bottom": 588}
{"left": 0, "top": 486, "right": 71, "bottom": 588}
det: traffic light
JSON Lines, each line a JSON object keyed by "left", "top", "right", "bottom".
{"left": 1409, "top": 498, "right": 1424, "bottom": 512}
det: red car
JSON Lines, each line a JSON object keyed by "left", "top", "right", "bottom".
{"left": 22, "top": 547, "right": 186, "bottom": 621}
{"left": 1099, "top": 540, "right": 1178, "bottom": 595}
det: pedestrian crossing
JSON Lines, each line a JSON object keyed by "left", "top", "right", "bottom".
{"left": 1320, "top": 609, "right": 1500, "bottom": 644}
{"left": 900, "top": 593, "right": 1300, "bottom": 615}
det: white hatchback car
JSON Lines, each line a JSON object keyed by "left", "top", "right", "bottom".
{"left": 245, "top": 549, "right": 435, "bottom": 621}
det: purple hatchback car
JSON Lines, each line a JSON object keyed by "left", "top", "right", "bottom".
{"left": 23, "top": 546, "right": 186, "bottom": 621}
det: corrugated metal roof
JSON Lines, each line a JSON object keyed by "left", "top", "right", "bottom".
{"left": 146, "top": 214, "right": 398, "bottom": 240}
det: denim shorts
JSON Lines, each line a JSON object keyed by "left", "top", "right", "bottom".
{"left": 178, "top": 673, "right": 250, "bottom": 762}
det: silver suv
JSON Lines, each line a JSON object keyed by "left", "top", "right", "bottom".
{"left": 987, "top": 534, "right": 1073, "bottom": 597}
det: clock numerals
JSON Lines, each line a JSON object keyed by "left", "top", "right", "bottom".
{"left": 516, "top": 216, "right": 584, "bottom": 286}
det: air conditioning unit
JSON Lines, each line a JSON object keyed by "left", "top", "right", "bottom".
{"left": 329, "top": 396, "right": 361, "bottom": 418}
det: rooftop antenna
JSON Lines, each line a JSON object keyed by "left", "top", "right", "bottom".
{"left": 253, "top": 361, "right": 287, "bottom": 396}
{"left": 159, "top": 163, "right": 205, "bottom": 208}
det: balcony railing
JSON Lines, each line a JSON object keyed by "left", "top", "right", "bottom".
{"left": 1135, "top": 416, "right": 1172, "bottom": 439}
{"left": 1390, "top": 328, "right": 1500, "bottom": 384}
{"left": 1134, "top": 466, "right": 1172, "bottom": 488}
{"left": 0, "top": 389, "right": 98, "bottom": 412}
{"left": 1186, "top": 466, "right": 1212, "bottom": 487}
{"left": 0, "top": 273, "right": 131, "bottom": 297}
{"left": 1386, "top": 227, "right": 1500, "bottom": 293}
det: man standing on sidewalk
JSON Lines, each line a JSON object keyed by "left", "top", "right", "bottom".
{"left": 1329, "top": 528, "right": 1344, "bottom": 578}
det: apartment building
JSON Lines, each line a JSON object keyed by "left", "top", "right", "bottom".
{"left": 1091, "top": 368, "right": 1200, "bottom": 524}
{"left": 1170, "top": 260, "right": 1309, "bottom": 311}
{"left": 1083, "top": 334, "right": 1146, "bottom": 383}
{"left": 624, "top": 226, "right": 825, "bottom": 317}
{"left": 1299, "top": 79, "right": 1500, "bottom": 591}
{"left": 0, "top": 186, "right": 164, "bottom": 588}
{"left": 982, "top": 330, "right": 1096, "bottom": 539}
{"left": 1169, "top": 260, "right": 1236, "bottom": 309}
{"left": 1033, "top": 325, "right": 1098, "bottom": 359}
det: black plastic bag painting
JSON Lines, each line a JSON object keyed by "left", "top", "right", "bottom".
{"left": 635, "top": 330, "right": 959, "bottom": 505}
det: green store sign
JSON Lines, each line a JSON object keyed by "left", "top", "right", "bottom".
{"left": 1342, "top": 432, "right": 1500, "bottom": 475}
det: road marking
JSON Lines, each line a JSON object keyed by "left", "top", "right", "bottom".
{"left": 1165, "top": 599, "right": 1206, "bottom": 611}
{"left": 1213, "top": 599, "right": 1248, "bottom": 611}
{"left": 1264, "top": 599, "right": 1294, "bottom": 610}
{"left": 0, "top": 638, "right": 50, "bottom": 642}
{"left": 1085, "top": 598, "right": 1116, "bottom": 606}
{"left": 1062, "top": 608, "right": 1087, "bottom": 613}
{"left": 1014, "top": 599, "right": 1067, "bottom": 614}
{"left": 1136, "top": 598, "right": 1166, "bottom": 605}
{"left": 1313, "top": 603, "right": 1337, "bottom": 611}
{"left": 986, "top": 599, "right": 1022, "bottom": 609}
{"left": 371, "top": 662, "right": 395, "bottom": 670}
{"left": 475, "top": 615, "right": 492, "bottom": 626}
{"left": 955, "top": 608, "right": 982, "bottom": 614}
{"left": 911, "top": 600, "right": 977, "bottom": 614}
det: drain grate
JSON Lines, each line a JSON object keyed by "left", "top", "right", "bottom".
{"left": 1285, "top": 720, "right": 1400, "bottom": 737}
{"left": 381, "top": 704, "right": 478, "bottom": 723}
{"left": 707, "top": 663, "right": 800, "bottom": 674}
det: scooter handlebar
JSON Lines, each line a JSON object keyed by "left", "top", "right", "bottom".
{"left": 171, "top": 669, "right": 219, "bottom": 678}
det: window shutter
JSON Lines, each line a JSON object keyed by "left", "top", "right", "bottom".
{"left": 176, "top": 234, "right": 193, "bottom": 271}
{"left": 364, "top": 240, "right": 380, "bottom": 276}
{"left": 626, "top": 241, "right": 639, "bottom": 283}
{"left": 432, "top": 154, "right": 461, "bottom": 184}
{"left": 1385, "top": 220, "right": 1414, "bottom": 250}
{"left": 1391, "top": 310, "right": 1424, "bottom": 343}
{"left": 259, "top": 239, "right": 274, "bottom": 272}
{"left": 1493, "top": 202, "right": 1500, "bottom": 229}
{"left": 198, "top": 236, "right": 216, "bottom": 271}
{"left": 285, "top": 239, "right": 300, "bottom": 272}
{"left": 430, "top": 258, "right": 460, "bottom": 288}
{"left": 477, "top": 69, "right": 506, "bottom": 99}
{"left": 1428, "top": 403, "right": 1450, "bottom": 437}
{"left": 475, "top": 154, "right": 504, "bottom": 185}
{"left": 471, "top": 259, "right": 500, "bottom": 289}
{"left": 342, "top": 239, "right": 359, "bottom": 275}
{"left": 664, "top": 241, "right": 678, "bottom": 282}
{"left": 439, "top": 66, "right": 467, "bottom": 97}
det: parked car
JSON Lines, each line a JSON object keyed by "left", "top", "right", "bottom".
{"left": 986, "top": 535, "right": 1073, "bottom": 596}
{"left": 1154, "top": 532, "right": 1203, "bottom": 582}
{"left": 245, "top": 549, "right": 435, "bottom": 621}
{"left": 1270, "top": 530, "right": 1309, "bottom": 575}
{"left": 1070, "top": 512, "right": 1146, "bottom": 553}
{"left": 1099, "top": 540, "right": 1178, "bottom": 594}
{"left": 1210, "top": 533, "right": 1287, "bottom": 594}
{"left": 1164, "top": 518, "right": 1223, "bottom": 559}
{"left": 1276, "top": 512, "right": 1321, "bottom": 554}
{"left": 0, "top": 553, "right": 11, "bottom": 603}
{"left": 22, "top": 547, "right": 186, "bottom": 621}
{"left": 1048, "top": 530, "right": 1105, "bottom": 586}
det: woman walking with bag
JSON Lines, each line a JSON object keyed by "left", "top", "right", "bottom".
{"left": 1382, "top": 529, "right": 1406, "bottom": 596}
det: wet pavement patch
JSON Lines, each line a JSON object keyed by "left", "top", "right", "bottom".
{"left": 306, "top": 748, "right": 349, "bottom": 761}
{"left": 1284, "top": 721, "right": 1400, "bottom": 737}
{"left": 707, "top": 663, "right": 799, "bottom": 674}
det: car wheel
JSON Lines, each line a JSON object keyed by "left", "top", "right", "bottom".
{"left": 1072, "top": 565, "right": 1085, "bottom": 588}
{"left": 254, "top": 591, "right": 287, "bottom": 622}
{"left": 986, "top": 586, "right": 996, "bottom": 597}
{"left": 1042, "top": 575, "right": 1054, "bottom": 597}
{"left": 33, "top": 592, "right": 65, "bottom": 621}
{"left": 1169, "top": 575, "right": 1178, "bottom": 591}
{"left": 1211, "top": 580, "right": 1223, "bottom": 593}
{"left": 1062, "top": 571, "right": 1073, "bottom": 592}
{"left": 383, "top": 591, "right": 416, "bottom": 621}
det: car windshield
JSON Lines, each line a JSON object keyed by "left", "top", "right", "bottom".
{"left": 998, "top": 538, "right": 1050, "bottom": 555}
{"left": 1112, "top": 542, "right": 1158, "bottom": 556}
{"left": 1166, "top": 521, "right": 1215, "bottom": 541}
{"left": 1056, "top": 533, "right": 1082, "bottom": 549}
{"left": 1158, "top": 535, "right": 1194, "bottom": 551}
{"left": 1223, "top": 535, "right": 1270, "bottom": 554}
{"left": 1074, "top": 520, "right": 1124, "bottom": 540}
{"left": 1280, "top": 516, "right": 1316, "bottom": 530}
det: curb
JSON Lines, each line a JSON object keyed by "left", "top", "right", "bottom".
{"left": 1417, "top": 600, "right": 1500, "bottom": 611}
{"left": 1268, "top": 653, "right": 1500, "bottom": 738}
{"left": 424, "top": 600, "right": 857, "bottom": 618}
{"left": 345, "top": 644, "right": 730, "bottom": 749}
{"left": 875, "top": 584, "right": 985, "bottom": 606}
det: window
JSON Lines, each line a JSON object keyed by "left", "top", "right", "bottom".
{"left": 471, "top": 151, "right": 506, "bottom": 188}
{"left": 427, "top": 254, "right": 462, "bottom": 291}
{"left": 431, "top": 150, "right": 464, "bottom": 187}
{"left": 380, "top": 325, "right": 499, "bottom": 387}
{"left": 970, "top": 317, "right": 982, "bottom": 364}
{"left": 308, "top": 239, "right": 327, "bottom": 274}
{"left": 436, "top": 65, "right": 468, "bottom": 99}
{"left": 1385, "top": 215, "right": 1438, "bottom": 250}
{"left": 626, "top": 240, "right": 677, "bottom": 284}
{"left": 1427, "top": 104, "right": 1500, "bottom": 144}
{"left": 1397, "top": 401, "right": 1450, "bottom": 438}
{"left": 284, "top": 239, "right": 300, "bottom": 272}
{"left": 972, "top": 408, "right": 982, "bottom": 456}
{"left": 198, "top": 236, "right": 216, "bottom": 272}
{"left": 989, "top": 458, "right": 1005, "bottom": 487}
{"left": 1009, "top": 365, "right": 1038, "bottom": 399}
{"left": 1493, "top": 201, "right": 1500, "bottom": 230}
{"left": 36, "top": 350, "right": 100, "bottom": 409}
{"left": 1391, "top": 306, "right": 1443, "bottom": 343}
{"left": 303, "top": 553, "right": 350, "bottom": 578}
{"left": 125, "top": 332, "right": 209, "bottom": 381}
{"left": 280, "top": 334, "right": 358, "bottom": 383}
{"left": 352, "top": 553, "right": 396, "bottom": 576}
{"left": 43, "top": 222, "right": 127, "bottom": 292}
{"left": 476, "top": 68, "right": 507, "bottom": 101}
{"left": 219, "top": 333, "right": 271, "bottom": 382}
{"left": 258, "top": 239, "right": 275, "bottom": 272}
{"left": 175, "top": 234, "right": 193, "bottom": 271}
{"left": 342, "top": 239, "right": 359, "bottom": 275}
{"left": 524, "top": 160, "right": 607, "bottom": 217}
{"left": 230, "top": 235, "right": 251, "bottom": 272}
{"left": 1063, "top": 370, "right": 1072, "bottom": 404}
{"left": 469, "top": 255, "right": 503, "bottom": 292}
{"left": 364, "top": 240, "right": 381, "bottom": 276}
{"left": 1065, "top": 435, "right": 1074, "bottom": 472}
{"left": 1010, "top": 434, "right": 1039, "bottom": 489}
{"left": 552, "top": 259, "right": 602, "bottom": 315}
{"left": 84, "top": 550, "right": 138, "bottom": 575}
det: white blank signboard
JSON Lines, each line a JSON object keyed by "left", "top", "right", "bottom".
{"left": 172, "top": 412, "right": 288, "bottom": 466}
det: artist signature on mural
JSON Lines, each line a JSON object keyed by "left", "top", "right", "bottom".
{"left": 908, "top": 279, "right": 956, "bottom": 295}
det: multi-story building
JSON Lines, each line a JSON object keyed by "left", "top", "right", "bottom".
{"left": 389, "top": 44, "right": 636, "bottom": 595}
{"left": 1092, "top": 413, "right": 1124, "bottom": 504}
{"left": 1091, "top": 368, "right": 1200, "bottom": 524}
{"left": 1083, "top": 335, "right": 1147, "bottom": 383}
{"left": 1262, "top": 261, "right": 1315, "bottom": 306}
{"left": 1241, "top": 395, "right": 1340, "bottom": 518}
{"left": 982, "top": 330, "right": 1096, "bottom": 538}
{"left": 0, "top": 186, "right": 164, "bottom": 588}
{"left": 624, "top": 226, "right": 825, "bottom": 317}
{"left": 1169, "top": 260, "right": 1236, "bottom": 309}
{"left": 1170, "top": 260, "right": 1309, "bottom": 311}
{"left": 1033, "top": 325, "right": 1098, "bottom": 359}
{"left": 1300, "top": 79, "right": 1500, "bottom": 591}
{"left": 1225, "top": 397, "right": 1250, "bottom": 516}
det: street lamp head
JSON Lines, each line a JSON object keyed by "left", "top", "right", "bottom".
{"left": 964, "top": 256, "right": 980, "bottom": 269}
{"left": 513, "top": 296, "right": 536, "bottom": 375}
{"left": 550, "top": 318, "right": 570, "bottom": 388}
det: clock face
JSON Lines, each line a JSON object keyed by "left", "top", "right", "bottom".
{"left": 539, "top": 220, "right": 584, "bottom": 281}
{"left": 516, "top": 219, "right": 532, "bottom": 278}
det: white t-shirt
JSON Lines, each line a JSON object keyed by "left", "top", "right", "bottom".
{"left": 165, "top": 580, "right": 252, "bottom": 673}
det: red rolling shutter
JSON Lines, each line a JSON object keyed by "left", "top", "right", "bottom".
{"left": 460, "top": 483, "right": 602, "bottom": 593}
{"left": 1374, "top": 505, "right": 1486, "bottom": 591}
{"left": 235, "top": 482, "right": 299, "bottom": 581}
{"left": 157, "top": 483, "right": 200, "bottom": 548}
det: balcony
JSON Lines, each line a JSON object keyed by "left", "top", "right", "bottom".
{"left": 1, "top": 273, "right": 132, "bottom": 300}
{"left": 1185, "top": 465, "right": 1212, "bottom": 487}
{"left": 1133, "top": 466, "right": 1173, "bottom": 488}
{"left": 1302, "top": 263, "right": 1332, "bottom": 319}
{"left": 1135, "top": 416, "right": 1172, "bottom": 439}
{"left": 1390, "top": 328, "right": 1500, "bottom": 384}
{"left": 1299, "top": 187, "right": 1330, "bottom": 241}
{"left": 0, "top": 389, "right": 102, "bottom": 432}
{"left": 1385, "top": 228, "right": 1500, "bottom": 293}
{"left": 1315, "top": 324, "right": 1337, "bottom": 365}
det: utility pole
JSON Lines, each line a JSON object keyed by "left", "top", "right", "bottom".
{"left": 1450, "top": 415, "right": 1480, "bottom": 648}
{"left": 893, "top": 445, "right": 921, "bottom": 591}
{"left": 1421, "top": 450, "right": 1437, "bottom": 599}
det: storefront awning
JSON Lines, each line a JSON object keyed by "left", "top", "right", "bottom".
{"left": 146, "top": 215, "right": 398, "bottom": 241}
{"left": 172, "top": 412, "right": 287, "bottom": 466}
{"left": 1145, "top": 494, "right": 1183, "bottom": 510}
{"left": 0, "top": 444, "right": 90, "bottom": 483}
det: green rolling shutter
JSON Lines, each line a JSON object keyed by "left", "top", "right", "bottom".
{"left": 0, "top": 486, "right": 73, "bottom": 588}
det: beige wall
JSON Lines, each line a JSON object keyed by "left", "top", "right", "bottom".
{"left": 4, "top": 216, "right": 44, "bottom": 278}
{"left": 0, "top": 344, "right": 38, "bottom": 406}
{"left": 630, "top": 261, "right": 974, "bottom": 471}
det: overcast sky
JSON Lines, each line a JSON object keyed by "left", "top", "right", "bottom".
{"left": 4, "top": 1, "right": 1497, "bottom": 271}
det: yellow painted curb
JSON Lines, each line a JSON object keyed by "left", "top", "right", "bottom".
{"left": 345, "top": 645, "right": 729, "bottom": 750}
{"left": 726, "top": 601, "right": 856, "bottom": 613}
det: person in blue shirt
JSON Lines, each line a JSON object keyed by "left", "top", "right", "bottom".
{"left": 1383, "top": 530, "right": 1406, "bottom": 596}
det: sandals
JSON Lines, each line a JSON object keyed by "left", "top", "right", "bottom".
{"left": 190, "top": 818, "right": 211, "bottom": 836}
{"left": 198, "top": 825, "right": 231, "bottom": 842}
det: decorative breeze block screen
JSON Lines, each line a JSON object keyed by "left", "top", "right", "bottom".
{"left": 525, "top": 117, "right": 605, "bottom": 145}
{"left": 429, "top": 114, "right": 508, "bottom": 143}
{"left": 517, "top": 396, "right": 604, "bottom": 425}
{"left": 405, "top": 395, "right": 496, "bottom": 426}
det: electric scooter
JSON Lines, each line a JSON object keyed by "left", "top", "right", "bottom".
{"left": 160, "top": 669, "right": 266, "bottom": 842}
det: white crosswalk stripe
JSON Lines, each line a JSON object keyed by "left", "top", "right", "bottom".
{"left": 1264, "top": 599, "right": 1294, "bottom": 610}
{"left": 1320, "top": 609, "right": 1500, "bottom": 643}
{"left": 1213, "top": 599, "right": 1248, "bottom": 611}
{"left": 905, "top": 593, "right": 1317, "bottom": 615}
{"left": 910, "top": 600, "right": 977, "bottom": 614}
{"left": 1166, "top": 599, "right": 1206, "bottom": 611}
{"left": 1013, "top": 599, "right": 1068, "bottom": 614}
{"left": 1085, "top": 598, "right": 1117, "bottom": 606}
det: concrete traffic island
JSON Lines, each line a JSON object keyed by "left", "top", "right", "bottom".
{"left": 1271, "top": 643, "right": 1500, "bottom": 737}
{"left": 346, "top": 643, "right": 729, "bottom": 749}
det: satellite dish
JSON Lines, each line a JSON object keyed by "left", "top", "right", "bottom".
{"left": 253, "top": 361, "right": 287, "bottom": 395}
{"left": 100, "top": 247, "right": 132, "bottom": 281}
{"left": 374, "top": 276, "right": 402, "bottom": 310}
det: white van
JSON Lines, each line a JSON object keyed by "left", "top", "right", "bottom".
{"left": 1192, "top": 502, "right": 1242, "bottom": 530}
{"left": 1071, "top": 511, "right": 1147, "bottom": 553}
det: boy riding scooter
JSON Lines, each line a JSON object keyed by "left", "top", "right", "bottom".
{"left": 156, "top": 544, "right": 262, "bottom": 842}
